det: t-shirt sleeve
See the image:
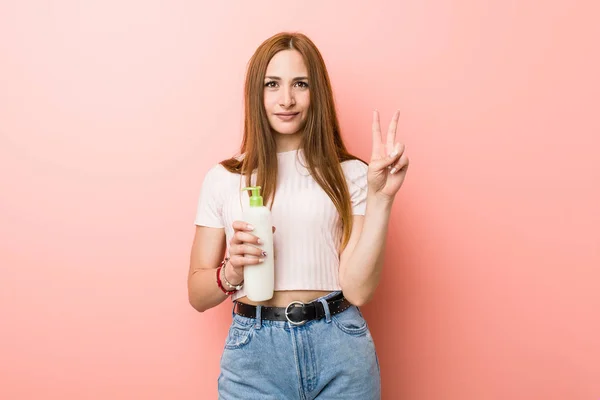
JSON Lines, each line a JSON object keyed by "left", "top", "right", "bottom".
{"left": 194, "top": 164, "right": 225, "bottom": 228}
{"left": 343, "top": 160, "right": 369, "bottom": 216}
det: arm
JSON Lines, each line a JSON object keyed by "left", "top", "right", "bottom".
{"left": 338, "top": 195, "right": 392, "bottom": 307}
{"left": 339, "top": 109, "right": 410, "bottom": 306}
{"left": 189, "top": 165, "right": 245, "bottom": 312}
{"left": 188, "top": 223, "right": 265, "bottom": 312}
{"left": 187, "top": 226, "right": 230, "bottom": 312}
{"left": 188, "top": 225, "right": 249, "bottom": 312}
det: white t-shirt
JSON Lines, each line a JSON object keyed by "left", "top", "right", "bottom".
{"left": 194, "top": 149, "right": 369, "bottom": 301}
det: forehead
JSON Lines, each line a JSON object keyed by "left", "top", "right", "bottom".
{"left": 265, "top": 50, "right": 307, "bottom": 76}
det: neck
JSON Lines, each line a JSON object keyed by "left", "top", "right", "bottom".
{"left": 274, "top": 131, "right": 302, "bottom": 153}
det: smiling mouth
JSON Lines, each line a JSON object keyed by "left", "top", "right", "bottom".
{"left": 275, "top": 113, "right": 299, "bottom": 121}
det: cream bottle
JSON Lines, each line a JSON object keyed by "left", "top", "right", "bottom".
{"left": 241, "top": 186, "right": 274, "bottom": 301}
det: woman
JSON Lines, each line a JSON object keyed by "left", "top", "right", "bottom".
{"left": 188, "top": 31, "right": 409, "bottom": 399}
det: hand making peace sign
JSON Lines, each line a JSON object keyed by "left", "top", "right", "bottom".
{"left": 367, "top": 110, "right": 410, "bottom": 200}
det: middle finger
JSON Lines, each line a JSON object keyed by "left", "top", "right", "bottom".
{"left": 234, "top": 230, "right": 262, "bottom": 245}
{"left": 387, "top": 110, "right": 400, "bottom": 155}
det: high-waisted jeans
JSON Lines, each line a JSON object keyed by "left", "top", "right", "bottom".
{"left": 218, "top": 291, "right": 381, "bottom": 400}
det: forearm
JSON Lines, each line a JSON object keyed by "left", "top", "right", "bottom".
{"left": 341, "top": 194, "right": 393, "bottom": 306}
{"left": 188, "top": 264, "right": 242, "bottom": 312}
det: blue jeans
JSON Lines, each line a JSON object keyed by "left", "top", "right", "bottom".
{"left": 218, "top": 291, "right": 381, "bottom": 400}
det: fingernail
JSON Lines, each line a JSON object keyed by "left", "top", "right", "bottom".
{"left": 257, "top": 238, "right": 263, "bottom": 244}
{"left": 261, "top": 251, "right": 267, "bottom": 257}
{"left": 258, "top": 258, "right": 264, "bottom": 263}
{"left": 390, "top": 167, "right": 397, "bottom": 174}
{"left": 390, "top": 150, "right": 398, "bottom": 158}
{"left": 246, "top": 224, "right": 254, "bottom": 231}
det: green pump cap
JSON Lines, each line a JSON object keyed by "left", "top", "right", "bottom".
{"left": 241, "top": 186, "right": 263, "bottom": 207}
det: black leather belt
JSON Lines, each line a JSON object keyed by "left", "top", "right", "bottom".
{"left": 233, "top": 292, "right": 352, "bottom": 326}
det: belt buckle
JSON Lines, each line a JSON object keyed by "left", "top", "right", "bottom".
{"left": 285, "top": 301, "right": 307, "bottom": 326}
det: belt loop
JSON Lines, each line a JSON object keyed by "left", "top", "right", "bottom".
{"left": 254, "top": 305, "right": 262, "bottom": 329}
{"left": 318, "top": 298, "right": 332, "bottom": 323}
{"left": 231, "top": 301, "right": 236, "bottom": 318}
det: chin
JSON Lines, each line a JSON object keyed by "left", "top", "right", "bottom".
{"left": 273, "top": 124, "right": 303, "bottom": 135}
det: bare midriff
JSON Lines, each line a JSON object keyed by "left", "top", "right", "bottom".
{"left": 236, "top": 290, "right": 335, "bottom": 307}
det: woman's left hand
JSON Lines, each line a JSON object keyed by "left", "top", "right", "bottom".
{"left": 367, "top": 110, "right": 409, "bottom": 200}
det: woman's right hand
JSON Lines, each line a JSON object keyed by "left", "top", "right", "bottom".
{"left": 226, "top": 221, "right": 274, "bottom": 283}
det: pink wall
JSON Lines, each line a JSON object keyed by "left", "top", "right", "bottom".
{"left": 1, "top": 1, "right": 598, "bottom": 399}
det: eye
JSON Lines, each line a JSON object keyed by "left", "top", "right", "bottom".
{"left": 264, "top": 81, "right": 277, "bottom": 88}
{"left": 296, "top": 81, "right": 309, "bottom": 88}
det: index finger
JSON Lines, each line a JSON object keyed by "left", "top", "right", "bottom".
{"left": 232, "top": 220, "right": 254, "bottom": 232}
{"left": 372, "top": 110, "right": 382, "bottom": 158}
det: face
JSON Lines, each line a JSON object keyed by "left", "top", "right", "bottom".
{"left": 263, "top": 50, "right": 310, "bottom": 136}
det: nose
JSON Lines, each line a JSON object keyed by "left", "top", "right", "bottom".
{"left": 279, "top": 86, "right": 295, "bottom": 108}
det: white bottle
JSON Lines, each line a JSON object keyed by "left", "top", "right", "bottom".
{"left": 241, "top": 186, "right": 274, "bottom": 301}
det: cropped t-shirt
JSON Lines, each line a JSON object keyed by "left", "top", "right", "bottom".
{"left": 194, "top": 149, "right": 369, "bottom": 301}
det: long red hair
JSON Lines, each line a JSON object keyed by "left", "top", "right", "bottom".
{"left": 221, "top": 32, "right": 366, "bottom": 249}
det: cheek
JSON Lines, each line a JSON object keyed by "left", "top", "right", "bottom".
{"left": 263, "top": 93, "right": 276, "bottom": 109}
{"left": 300, "top": 93, "right": 310, "bottom": 109}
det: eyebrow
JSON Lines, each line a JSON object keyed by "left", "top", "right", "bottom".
{"left": 264, "top": 76, "right": 308, "bottom": 81}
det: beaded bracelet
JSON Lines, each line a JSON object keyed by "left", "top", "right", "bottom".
{"left": 216, "top": 265, "right": 236, "bottom": 296}
{"left": 216, "top": 258, "right": 243, "bottom": 296}
{"left": 221, "top": 258, "right": 244, "bottom": 291}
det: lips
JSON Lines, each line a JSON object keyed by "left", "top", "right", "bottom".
{"left": 275, "top": 112, "right": 299, "bottom": 121}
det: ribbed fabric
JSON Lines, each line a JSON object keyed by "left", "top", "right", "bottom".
{"left": 194, "top": 149, "right": 369, "bottom": 301}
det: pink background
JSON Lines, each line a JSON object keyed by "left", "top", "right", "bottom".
{"left": 1, "top": 1, "right": 598, "bottom": 399}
